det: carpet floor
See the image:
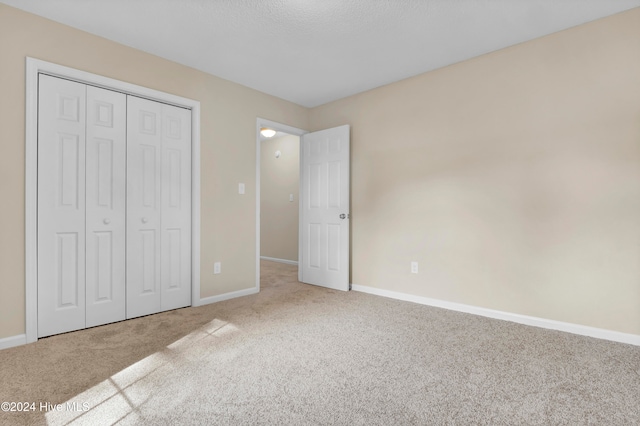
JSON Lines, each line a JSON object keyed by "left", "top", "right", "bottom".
{"left": 1, "top": 260, "right": 639, "bottom": 425}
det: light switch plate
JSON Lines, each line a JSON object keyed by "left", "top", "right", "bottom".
{"left": 238, "top": 183, "right": 245, "bottom": 194}
{"left": 289, "top": 194, "right": 294, "bottom": 202}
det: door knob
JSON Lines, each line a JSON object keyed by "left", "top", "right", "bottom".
{"left": 141, "top": 217, "right": 148, "bottom": 223}
{"left": 103, "top": 218, "right": 111, "bottom": 225}
{"left": 340, "top": 214, "right": 346, "bottom": 219}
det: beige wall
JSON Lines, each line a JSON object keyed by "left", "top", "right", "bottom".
{"left": 309, "top": 8, "right": 640, "bottom": 335}
{"left": 260, "top": 135, "right": 300, "bottom": 261}
{"left": 0, "top": 4, "right": 308, "bottom": 339}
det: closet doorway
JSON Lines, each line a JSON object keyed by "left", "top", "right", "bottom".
{"left": 25, "top": 58, "right": 202, "bottom": 342}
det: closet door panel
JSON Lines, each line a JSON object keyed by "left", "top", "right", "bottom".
{"left": 37, "top": 75, "right": 87, "bottom": 337}
{"left": 85, "top": 86, "right": 127, "bottom": 327}
{"left": 126, "top": 96, "right": 162, "bottom": 319}
{"left": 161, "top": 105, "right": 192, "bottom": 310}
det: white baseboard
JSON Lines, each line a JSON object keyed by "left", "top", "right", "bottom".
{"left": 351, "top": 284, "right": 640, "bottom": 347}
{"left": 197, "top": 287, "right": 259, "bottom": 306}
{"left": 0, "top": 334, "right": 27, "bottom": 350}
{"left": 260, "top": 256, "right": 298, "bottom": 266}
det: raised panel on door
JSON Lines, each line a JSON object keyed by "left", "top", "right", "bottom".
{"left": 85, "top": 86, "right": 126, "bottom": 327}
{"left": 160, "top": 104, "right": 192, "bottom": 310}
{"left": 300, "top": 125, "right": 350, "bottom": 291}
{"left": 126, "top": 96, "right": 162, "bottom": 319}
{"left": 37, "top": 74, "right": 87, "bottom": 337}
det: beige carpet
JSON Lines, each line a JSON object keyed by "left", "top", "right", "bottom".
{"left": 1, "top": 260, "right": 639, "bottom": 425}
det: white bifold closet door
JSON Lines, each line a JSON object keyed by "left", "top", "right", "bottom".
{"left": 37, "top": 75, "right": 191, "bottom": 338}
{"left": 85, "top": 84, "right": 127, "bottom": 327}
{"left": 38, "top": 75, "right": 127, "bottom": 337}
{"left": 126, "top": 96, "right": 192, "bottom": 319}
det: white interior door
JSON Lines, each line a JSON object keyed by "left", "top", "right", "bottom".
{"left": 160, "top": 104, "right": 192, "bottom": 311}
{"left": 126, "top": 96, "right": 163, "bottom": 318}
{"left": 300, "top": 125, "right": 350, "bottom": 291}
{"left": 85, "top": 85, "right": 127, "bottom": 327}
{"left": 37, "top": 75, "right": 87, "bottom": 337}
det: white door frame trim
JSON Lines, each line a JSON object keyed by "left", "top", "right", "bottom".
{"left": 255, "top": 118, "right": 306, "bottom": 289}
{"left": 25, "top": 57, "right": 202, "bottom": 344}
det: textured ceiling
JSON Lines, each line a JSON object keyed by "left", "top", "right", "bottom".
{"left": 3, "top": 0, "right": 640, "bottom": 107}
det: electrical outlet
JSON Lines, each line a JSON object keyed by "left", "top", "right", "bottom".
{"left": 214, "top": 262, "right": 221, "bottom": 274}
{"left": 411, "top": 261, "right": 418, "bottom": 274}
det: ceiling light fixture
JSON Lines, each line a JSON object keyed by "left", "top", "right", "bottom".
{"left": 260, "top": 128, "right": 276, "bottom": 138}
